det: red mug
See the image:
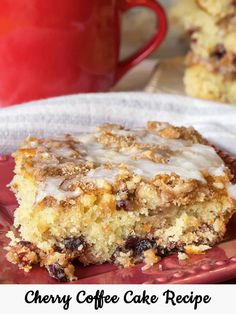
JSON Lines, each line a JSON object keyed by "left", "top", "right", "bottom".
{"left": 0, "top": 0, "right": 167, "bottom": 106}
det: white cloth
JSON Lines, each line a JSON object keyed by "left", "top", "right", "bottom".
{"left": 0, "top": 92, "right": 236, "bottom": 155}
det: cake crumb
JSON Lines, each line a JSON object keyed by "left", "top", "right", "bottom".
{"left": 116, "top": 251, "right": 134, "bottom": 268}
{"left": 178, "top": 252, "right": 188, "bottom": 261}
{"left": 185, "top": 244, "right": 210, "bottom": 254}
{"left": 142, "top": 249, "right": 160, "bottom": 271}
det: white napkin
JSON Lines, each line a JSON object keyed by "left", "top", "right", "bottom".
{"left": 0, "top": 92, "right": 236, "bottom": 156}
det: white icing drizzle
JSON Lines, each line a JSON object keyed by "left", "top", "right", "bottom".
{"left": 36, "top": 177, "right": 82, "bottom": 202}
{"left": 227, "top": 184, "right": 236, "bottom": 201}
{"left": 78, "top": 140, "right": 225, "bottom": 182}
{"left": 29, "top": 125, "right": 230, "bottom": 202}
{"left": 137, "top": 133, "right": 185, "bottom": 150}
{"left": 81, "top": 142, "right": 132, "bottom": 164}
{"left": 86, "top": 167, "right": 119, "bottom": 183}
{"left": 111, "top": 129, "right": 138, "bottom": 137}
{"left": 52, "top": 147, "right": 77, "bottom": 158}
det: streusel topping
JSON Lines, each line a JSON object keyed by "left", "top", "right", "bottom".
{"left": 16, "top": 122, "right": 231, "bottom": 203}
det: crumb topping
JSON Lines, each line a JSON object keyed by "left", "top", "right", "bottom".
{"left": 13, "top": 122, "right": 233, "bottom": 207}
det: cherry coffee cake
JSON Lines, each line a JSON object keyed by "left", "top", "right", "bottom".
{"left": 183, "top": 0, "right": 236, "bottom": 103}
{"left": 5, "top": 122, "right": 236, "bottom": 281}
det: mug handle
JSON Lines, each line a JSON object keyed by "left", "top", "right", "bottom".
{"left": 115, "top": 0, "right": 167, "bottom": 82}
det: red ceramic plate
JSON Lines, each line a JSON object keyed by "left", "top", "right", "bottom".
{"left": 1, "top": 151, "right": 236, "bottom": 284}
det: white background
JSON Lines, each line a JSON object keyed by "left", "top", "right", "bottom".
{"left": 0, "top": 285, "right": 234, "bottom": 314}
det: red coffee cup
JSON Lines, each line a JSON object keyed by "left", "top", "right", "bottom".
{"left": 0, "top": 0, "right": 167, "bottom": 106}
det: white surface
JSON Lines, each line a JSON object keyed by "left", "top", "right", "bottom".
{"left": 0, "top": 284, "right": 234, "bottom": 314}
{"left": 0, "top": 92, "right": 236, "bottom": 156}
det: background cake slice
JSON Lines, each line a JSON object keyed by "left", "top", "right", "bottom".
{"left": 197, "top": 0, "right": 236, "bottom": 20}
{"left": 184, "top": 64, "right": 236, "bottom": 103}
{"left": 171, "top": 0, "right": 236, "bottom": 104}
{"left": 6, "top": 122, "right": 236, "bottom": 281}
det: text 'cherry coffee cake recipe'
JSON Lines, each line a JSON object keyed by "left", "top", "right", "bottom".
{"left": 5, "top": 122, "right": 236, "bottom": 281}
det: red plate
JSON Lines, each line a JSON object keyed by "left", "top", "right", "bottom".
{"left": 1, "top": 152, "right": 236, "bottom": 284}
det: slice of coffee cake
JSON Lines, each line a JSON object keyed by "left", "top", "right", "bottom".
{"left": 182, "top": 0, "right": 236, "bottom": 103}
{"left": 6, "top": 122, "right": 236, "bottom": 281}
